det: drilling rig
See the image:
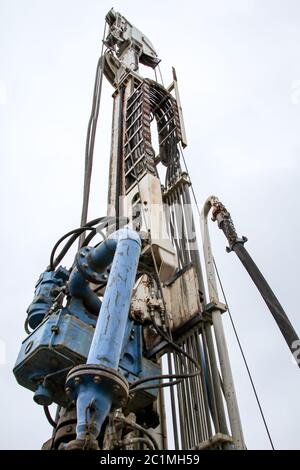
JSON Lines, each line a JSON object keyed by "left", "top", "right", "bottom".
{"left": 13, "top": 9, "right": 299, "bottom": 451}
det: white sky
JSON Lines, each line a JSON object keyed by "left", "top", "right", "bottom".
{"left": 1, "top": 0, "right": 300, "bottom": 449}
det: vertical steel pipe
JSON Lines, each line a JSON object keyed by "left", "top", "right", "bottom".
{"left": 69, "top": 228, "right": 141, "bottom": 443}
{"left": 201, "top": 198, "right": 245, "bottom": 449}
{"left": 87, "top": 229, "right": 141, "bottom": 366}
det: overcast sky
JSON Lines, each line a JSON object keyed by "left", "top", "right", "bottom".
{"left": 1, "top": 0, "right": 300, "bottom": 450}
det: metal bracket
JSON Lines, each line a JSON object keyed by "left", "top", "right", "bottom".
{"left": 163, "top": 262, "right": 193, "bottom": 287}
{"left": 65, "top": 364, "right": 129, "bottom": 410}
{"left": 203, "top": 301, "right": 227, "bottom": 322}
{"left": 226, "top": 236, "right": 248, "bottom": 253}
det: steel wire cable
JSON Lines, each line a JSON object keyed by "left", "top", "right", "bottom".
{"left": 43, "top": 406, "right": 57, "bottom": 428}
{"left": 213, "top": 257, "right": 275, "bottom": 450}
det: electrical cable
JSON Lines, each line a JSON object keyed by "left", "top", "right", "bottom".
{"left": 129, "top": 371, "right": 201, "bottom": 389}
{"left": 80, "top": 228, "right": 97, "bottom": 247}
{"left": 43, "top": 406, "right": 57, "bottom": 428}
{"left": 24, "top": 316, "right": 32, "bottom": 335}
{"left": 130, "top": 380, "right": 182, "bottom": 393}
{"left": 115, "top": 417, "right": 159, "bottom": 450}
{"left": 151, "top": 321, "right": 200, "bottom": 370}
{"left": 50, "top": 216, "right": 106, "bottom": 269}
{"left": 129, "top": 371, "right": 202, "bottom": 394}
{"left": 81, "top": 216, "right": 129, "bottom": 247}
{"left": 79, "top": 22, "right": 107, "bottom": 246}
{"left": 85, "top": 228, "right": 107, "bottom": 247}
{"left": 213, "top": 257, "right": 275, "bottom": 450}
{"left": 49, "top": 226, "right": 95, "bottom": 271}
{"left": 50, "top": 216, "right": 126, "bottom": 270}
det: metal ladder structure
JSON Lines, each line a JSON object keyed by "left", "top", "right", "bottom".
{"left": 101, "top": 8, "right": 245, "bottom": 450}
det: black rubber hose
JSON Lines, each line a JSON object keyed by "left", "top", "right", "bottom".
{"left": 50, "top": 216, "right": 119, "bottom": 270}
{"left": 43, "top": 406, "right": 57, "bottom": 428}
{"left": 115, "top": 417, "right": 159, "bottom": 451}
{"left": 49, "top": 226, "right": 95, "bottom": 271}
{"left": 233, "top": 242, "right": 300, "bottom": 365}
{"left": 79, "top": 57, "right": 103, "bottom": 246}
{"left": 151, "top": 321, "right": 201, "bottom": 370}
{"left": 81, "top": 216, "right": 129, "bottom": 247}
{"left": 129, "top": 371, "right": 201, "bottom": 389}
{"left": 129, "top": 380, "right": 182, "bottom": 393}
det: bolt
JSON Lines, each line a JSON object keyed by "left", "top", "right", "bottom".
{"left": 66, "top": 425, "right": 73, "bottom": 433}
{"left": 82, "top": 263, "right": 88, "bottom": 269}
{"left": 74, "top": 376, "right": 81, "bottom": 385}
{"left": 113, "top": 385, "right": 120, "bottom": 394}
{"left": 65, "top": 387, "right": 72, "bottom": 395}
{"left": 93, "top": 376, "right": 101, "bottom": 384}
{"left": 80, "top": 252, "right": 85, "bottom": 257}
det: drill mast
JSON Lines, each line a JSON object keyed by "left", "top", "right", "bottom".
{"left": 14, "top": 9, "right": 246, "bottom": 450}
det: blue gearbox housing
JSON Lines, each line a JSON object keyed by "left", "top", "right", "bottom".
{"left": 14, "top": 259, "right": 160, "bottom": 411}
{"left": 14, "top": 309, "right": 95, "bottom": 406}
{"left": 26, "top": 267, "right": 69, "bottom": 329}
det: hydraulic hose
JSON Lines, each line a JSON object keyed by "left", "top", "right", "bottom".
{"left": 208, "top": 196, "right": 300, "bottom": 367}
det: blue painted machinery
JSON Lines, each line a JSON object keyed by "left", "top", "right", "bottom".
{"left": 14, "top": 228, "right": 161, "bottom": 449}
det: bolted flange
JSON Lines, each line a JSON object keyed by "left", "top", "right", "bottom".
{"left": 65, "top": 364, "right": 129, "bottom": 410}
{"left": 76, "top": 247, "right": 108, "bottom": 285}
